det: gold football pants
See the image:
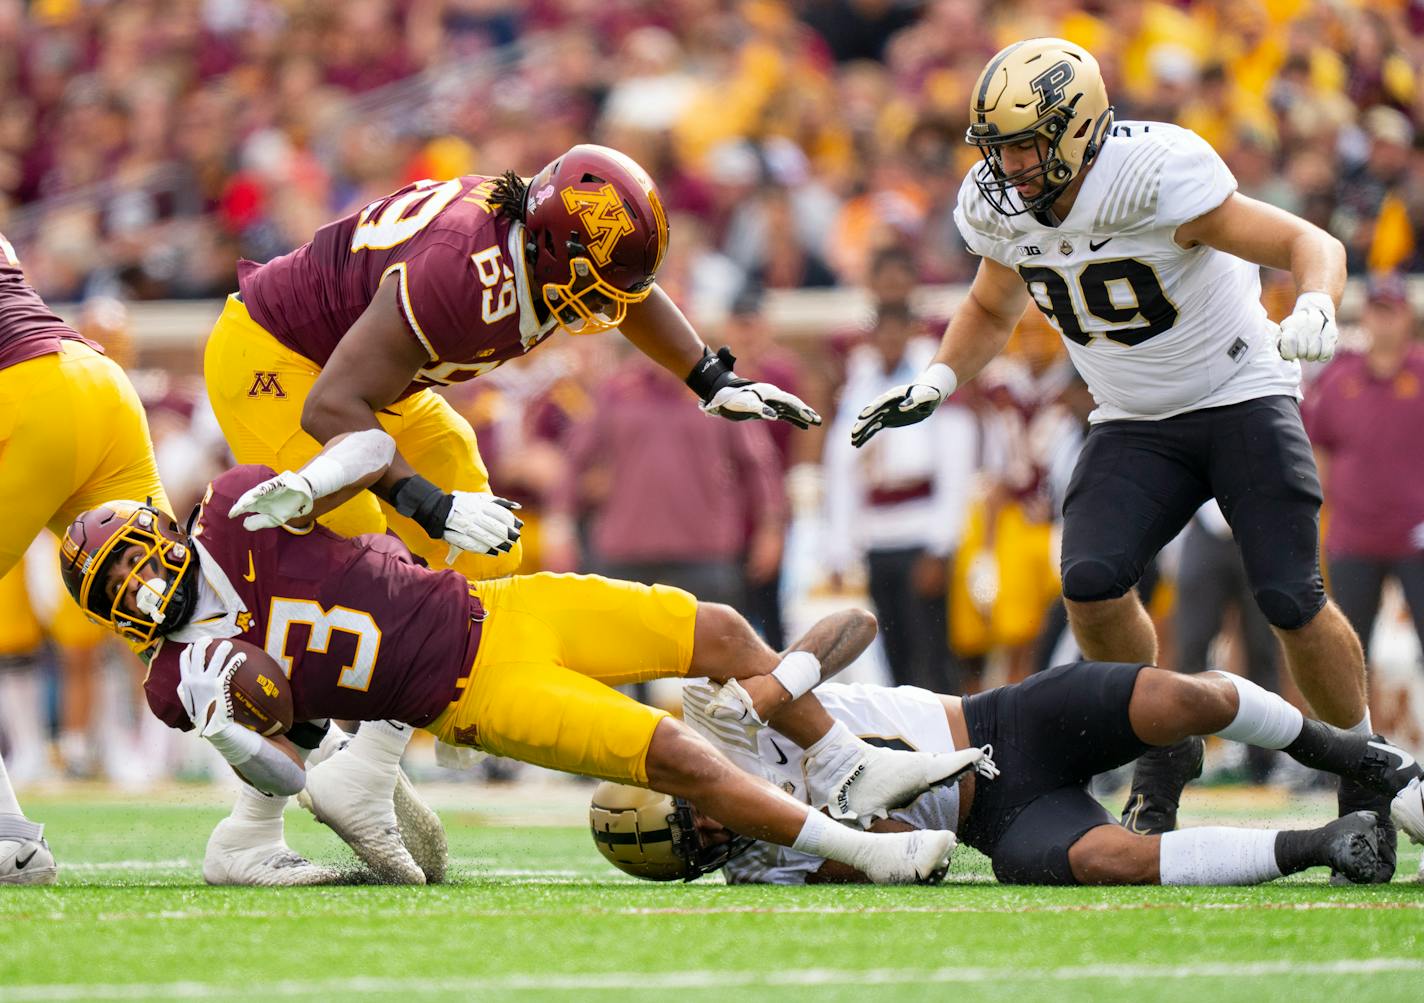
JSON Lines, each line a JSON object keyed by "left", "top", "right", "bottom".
{"left": 428, "top": 573, "right": 698, "bottom": 785}
{"left": 0, "top": 341, "right": 169, "bottom": 578}
{"left": 203, "top": 294, "right": 521, "bottom": 579}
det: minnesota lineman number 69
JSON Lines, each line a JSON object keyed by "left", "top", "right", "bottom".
{"left": 265, "top": 598, "right": 382, "bottom": 692}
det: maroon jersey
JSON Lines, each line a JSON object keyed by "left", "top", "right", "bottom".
{"left": 237, "top": 177, "right": 556, "bottom": 400}
{"left": 0, "top": 233, "right": 101, "bottom": 371}
{"left": 143, "top": 465, "right": 482, "bottom": 731}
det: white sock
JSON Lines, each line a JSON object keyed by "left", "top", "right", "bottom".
{"left": 230, "top": 783, "right": 288, "bottom": 824}
{"left": 1159, "top": 827, "right": 1282, "bottom": 885}
{"left": 771, "top": 651, "right": 821, "bottom": 702}
{"left": 791, "top": 808, "right": 877, "bottom": 866}
{"left": 1347, "top": 711, "right": 1373, "bottom": 737}
{"left": 348, "top": 720, "right": 411, "bottom": 768}
{"left": 0, "top": 753, "right": 22, "bottom": 816}
{"left": 1211, "top": 671, "right": 1304, "bottom": 750}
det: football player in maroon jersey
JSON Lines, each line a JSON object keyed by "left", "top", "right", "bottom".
{"left": 205, "top": 144, "right": 819, "bottom": 583}
{"left": 61, "top": 432, "right": 986, "bottom": 886}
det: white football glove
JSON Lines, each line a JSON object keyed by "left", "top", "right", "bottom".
{"left": 228, "top": 470, "right": 315, "bottom": 530}
{"left": 1276, "top": 291, "right": 1338, "bottom": 363}
{"left": 850, "top": 364, "right": 958, "bottom": 448}
{"left": 177, "top": 637, "right": 245, "bottom": 738}
{"left": 701, "top": 381, "right": 821, "bottom": 429}
{"left": 442, "top": 491, "right": 522, "bottom": 557}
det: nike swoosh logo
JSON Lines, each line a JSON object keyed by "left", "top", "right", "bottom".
{"left": 1089, "top": 238, "right": 1113, "bottom": 251}
{"left": 243, "top": 551, "right": 255, "bottom": 582}
{"left": 769, "top": 736, "right": 789, "bottom": 765}
{"left": 1368, "top": 740, "right": 1416, "bottom": 771}
{"left": 14, "top": 848, "right": 37, "bottom": 869}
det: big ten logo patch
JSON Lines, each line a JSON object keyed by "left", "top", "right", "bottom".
{"left": 560, "top": 183, "right": 634, "bottom": 267}
{"left": 248, "top": 371, "right": 286, "bottom": 398}
{"left": 257, "top": 674, "right": 280, "bottom": 698}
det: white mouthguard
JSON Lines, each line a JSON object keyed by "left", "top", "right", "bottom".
{"left": 135, "top": 577, "right": 169, "bottom": 623}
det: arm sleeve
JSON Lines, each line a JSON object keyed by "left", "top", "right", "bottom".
{"left": 231, "top": 738, "right": 308, "bottom": 797}
{"left": 1154, "top": 129, "right": 1238, "bottom": 230}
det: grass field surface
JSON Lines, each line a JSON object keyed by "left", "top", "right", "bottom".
{"left": 2, "top": 785, "right": 1422, "bottom": 1002}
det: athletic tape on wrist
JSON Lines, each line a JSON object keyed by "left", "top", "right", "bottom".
{"left": 771, "top": 650, "right": 822, "bottom": 701}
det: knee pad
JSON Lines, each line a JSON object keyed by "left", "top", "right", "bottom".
{"left": 1253, "top": 583, "right": 1326, "bottom": 630}
{"left": 1061, "top": 557, "right": 1133, "bottom": 604}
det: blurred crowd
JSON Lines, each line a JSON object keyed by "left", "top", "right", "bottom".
{"left": 3, "top": 0, "right": 1424, "bottom": 302}
{"left": 2, "top": 0, "right": 1424, "bottom": 788}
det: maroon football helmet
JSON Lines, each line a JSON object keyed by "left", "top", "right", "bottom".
{"left": 59, "top": 500, "right": 197, "bottom": 647}
{"left": 522, "top": 144, "right": 669, "bottom": 335}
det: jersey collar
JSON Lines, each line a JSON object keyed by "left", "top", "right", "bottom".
{"left": 165, "top": 540, "right": 249, "bottom": 642}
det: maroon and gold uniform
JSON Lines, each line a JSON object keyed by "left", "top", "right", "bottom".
{"left": 204, "top": 177, "right": 557, "bottom": 579}
{"left": 144, "top": 466, "right": 698, "bottom": 783}
{"left": 0, "top": 234, "right": 169, "bottom": 574}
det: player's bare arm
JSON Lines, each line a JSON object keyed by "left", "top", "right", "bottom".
{"left": 1176, "top": 192, "right": 1346, "bottom": 363}
{"left": 622, "top": 285, "right": 822, "bottom": 428}
{"left": 300, "top": 276, "right": 429, "bottom": 495}
{"left": 850, "top": 255, "right": 1028, "bottom": 448}
{"left": 291, "top": 277, "right": 521, "bottom": 557}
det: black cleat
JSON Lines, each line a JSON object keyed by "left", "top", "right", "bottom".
{"left": 1322, "top": 811, "right": 1383, "bottom": 885}
{"left": 1121, "top": 737, "right": 1205, "bottom": 835}
{"left": 1335, "top": 772, "right": 1397, "bottom": 884}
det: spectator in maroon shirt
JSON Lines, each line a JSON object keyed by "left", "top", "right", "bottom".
{"left": 560, "top": 349, "right": 787, "bottom": 615}
{"left": 1304, "top": 273, "right": 1424, "bottom": 663}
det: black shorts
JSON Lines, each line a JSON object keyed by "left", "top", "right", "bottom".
{"left": 1059, "top": 394, "right": 1326, "bottom": 629}
{"left": 960, "top": 661, "right": 1151, "bottom": 884}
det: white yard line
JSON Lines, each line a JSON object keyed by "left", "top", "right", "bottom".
{"left": 2, "top": 960, "right": 1421, "bottom": 1001}
{"left": 16, "top": 899, "right": 1424, "bottom": 924}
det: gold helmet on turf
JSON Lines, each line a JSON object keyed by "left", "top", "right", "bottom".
{"left": 966, "top": 37, "right": 1114, "bottom": 216}
{"left": 588, "top": 782, "right": 754, "bottom": 882}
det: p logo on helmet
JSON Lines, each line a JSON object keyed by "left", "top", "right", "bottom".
{"left": 1029, "top": 60, "right": 1075, "bottom": 115}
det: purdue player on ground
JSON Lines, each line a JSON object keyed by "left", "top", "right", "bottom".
{"left": 850, "top": 38, "right": 1388, "bottom": 876}
{"left": 592, "top": 669, "right": 1424, "bottom": 886}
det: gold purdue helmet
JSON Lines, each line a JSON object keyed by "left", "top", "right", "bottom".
{"left": 588, "top": 782, "right": 753, "bottom": 882}
{"left": 966, "top": 37, "right": 1114, "bottom": 216}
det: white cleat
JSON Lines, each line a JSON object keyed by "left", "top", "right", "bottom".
{"left": 202, "top": 818, "right": 340, "bottom": 887}
{"left": 0, "top": 816, "right": 57, "bottom": 886}
{"left": 856, "top": 829, "right": 957, "bottom": 885}
{"left": 393, "top": 767, "right": 448, "bottom": 884}
{"left": 822, "top": 746, "right": 988, "bottom": 821}
{"left": 298, "top": 750, "right": 425, "bottom": 885}
{"left": 1391, "top": 776, "right": 1424, "bottom": 846}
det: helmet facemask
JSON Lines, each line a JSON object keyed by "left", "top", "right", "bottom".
{"left": 540, "top": 242, "right": 655, "bottom": 336}
{"left": 969, "top": 101, "right": 1092, "bottom": 216}
{"left": 61, "top": 503, "right": 198, "bottom": 647}
{"left": 589, "top": 783, "right": 755, "bottom": 881}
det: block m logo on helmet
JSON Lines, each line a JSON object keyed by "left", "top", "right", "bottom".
{"left": 1030, "top": 60, "right": 1076, "bottom": 115}
{"left": 247, "top": 371, "right": 287, "bottom": 398}
{"left": 560, "top": 183, "right": 636, "bottom": 267}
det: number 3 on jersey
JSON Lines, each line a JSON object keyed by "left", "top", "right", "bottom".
{"left": 265, "top": 598, "right": 382, "bottom": 692}
{"left": 1019, "top": 259, "right": 1178, "bottom": 347}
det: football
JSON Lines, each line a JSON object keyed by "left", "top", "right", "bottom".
{"left": 223, "top": 639, "right": 293, "bottom": 737}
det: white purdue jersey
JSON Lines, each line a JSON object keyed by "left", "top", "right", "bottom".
{"left": 954, "top": 121, "right": 1301, "bottom": 422}
{"left": 682, "top": 680, "right": 960, "bottom": 885}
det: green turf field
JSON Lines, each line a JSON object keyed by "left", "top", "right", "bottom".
{"left": 2, "top": 791, "right": 1422, "bottom": 1002}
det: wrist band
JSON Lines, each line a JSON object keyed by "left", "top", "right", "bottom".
{"left": 389, "top": 475, "right": 454, "bottom": 540}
